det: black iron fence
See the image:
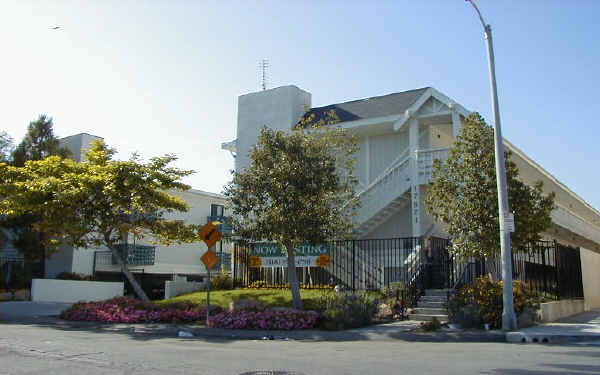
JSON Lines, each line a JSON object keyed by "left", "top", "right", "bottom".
{"left": 451, "top": 240, "right": 584, "bottom": 300}
{"left": 0, "top": 256, "right": 44, "bottom": 291}
{"left": 234, "top": 236, "right": 584, "bottom": 302}
{"left": 233, "top": 237, "right": 452, "bottom": 293}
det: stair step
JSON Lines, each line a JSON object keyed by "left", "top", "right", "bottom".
{"left": 417, "top": 301, "right": 445, "bottom": 308}
{"left": 409, "top": 314, "right": 449, "bottom": 322}
{"left": 425, "top": 289, "right": 451, "bottom": 296}
{"left": 419, "top": 295, "right": 448, "bottom": 302}
{"left": 413, "top": 307, "right": 446, "bottom": 315}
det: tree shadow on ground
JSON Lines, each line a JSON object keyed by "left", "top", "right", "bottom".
{"left": 0, "top": 318, "right": 238, "bottom": 344}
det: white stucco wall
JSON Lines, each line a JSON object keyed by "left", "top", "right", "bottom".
{"left": 428, "top": 123, "right": 453, "bottom": 149}
{"left": 80, "top": 188, "right": 231, "bottom": 277}
{"left": 31, "top": 279, "right": 124, "bottom": 303}
{"left": 538, "top": 299, "right": 585, "bottom": 322}
{"left": 235, "top": 85, "right": 311, "bottom": 173}
{"left": 149, "top": 189, "right": 230, "bottom": 274}
{"left": 45, "top": 244, "right": 75, "bottom": 279}
{"left": 59, "top": 133, "right": 103, "bottom": 162}
{"left": 164, "top": 280, "right": 206, "bottom": 299}
{"left": 71, "top": 247, "right": 100, "bottom": 276}
{"left": 362, "top": 204, "right": 412, "bottom": 239}
{"left": 506, "top": 141, "right": 600, "bottom": 249}
{"left": 580, "top": 247, "right": 600, "bottom": 310}
{"left": 355, "top": 131, "right": 409, "bottom": 188}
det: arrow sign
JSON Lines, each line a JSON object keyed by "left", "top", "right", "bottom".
{"left": 199, "top": 221, "right": 223, "bottom": 248}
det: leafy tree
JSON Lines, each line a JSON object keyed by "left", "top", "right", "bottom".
{"left": 425, "top": 113, "right": 555, "bottom": 258}
{"left": 11, "top": 114, "right": 70, "bottom": 167}
{"left": 224, "top": 121, "right": 359, "bottom": 310}
{"left": 2, "top": 115, "right": 70, "bottom": 263}
{"left": 0, "top": 140, "right": 200, "bottom": 301}
{"left": 1, "top": 215, "right": 46, "bottom": 261}
{"left": 0, "top": 131, "right": 13, "bottom": 163}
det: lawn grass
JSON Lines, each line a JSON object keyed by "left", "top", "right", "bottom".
{"left": 157, "top": 288, "right": 333, "bottom": 311}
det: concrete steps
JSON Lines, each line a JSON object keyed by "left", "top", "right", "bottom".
{"left": 409, "top": 289, "right": 451, "bottom": 322}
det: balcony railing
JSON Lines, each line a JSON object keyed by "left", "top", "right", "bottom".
{"left": 94, "top": 244, "right": 156, "bottom": 267}
{"left": 207, "top": 216, "right": 233, "bottom": 235}
{"left": 417, "top": 148, "right": 450, "bottom": 184}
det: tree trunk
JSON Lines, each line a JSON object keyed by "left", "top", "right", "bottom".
{"left": 107, "top": 244, "right": 150, "bottom": 302}
{"left": 285, "top": 247, "right": 303, "bottom": 310}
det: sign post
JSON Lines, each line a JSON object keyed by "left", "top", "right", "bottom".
{"left": 206, "top": 256, "right": 211, "bottom": 326}
{"left": 199, "top": 221, "right": 222, "bottom": 326}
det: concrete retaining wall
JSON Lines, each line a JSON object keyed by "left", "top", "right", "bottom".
{"left": 581, "top": 247, "right": 600, "bottom": 310}
{"left": 31, "top": 279, "right": 124, "bottom": 303}
{"left": 164, "top": 280, "right": 206, "bottom": 299}
{"left": 539, "top": 299, "right": 585, "bottom": 322}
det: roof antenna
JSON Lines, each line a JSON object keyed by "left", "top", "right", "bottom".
{"left": 259, "top": 59, "right": 269, "bottom": 90}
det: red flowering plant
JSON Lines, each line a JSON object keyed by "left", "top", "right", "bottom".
{"left": 59, "top": 297, "right": 222, "bottom": 324}
{"left": 208, "top": 309, "right": 319, "bottom": 330}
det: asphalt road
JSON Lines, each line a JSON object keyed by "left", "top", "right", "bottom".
{"left": 1, "top": 322, "right": 599, "bottom": 375}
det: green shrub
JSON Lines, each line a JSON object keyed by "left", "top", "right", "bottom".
{"left": 380, "top": 281, "right": 407, "bottom": 319}
{"left": 317, "top": 291, "right": 378, "bottom": 330}
{"left": 210, "top": 273, "right": 233, "bottom": 290}
{"left": 420, "top": 317, "right": 442, "bottom": 331}
{"left": 448, "top": 277, "right": 542, "bottom": 329}
{"left": 381, "top": 281, "right": 405, "bottom": 299}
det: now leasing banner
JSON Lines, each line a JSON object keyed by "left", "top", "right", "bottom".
{"left": 249, "top": 243, "right": 331, "bottom": 268}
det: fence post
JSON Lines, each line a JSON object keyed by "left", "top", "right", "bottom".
{"left": 232, "top": 244, "right": 237, "bottom": 282}
{"left": 553, "top": 240, "right": 561, "bottom": 298}
{"left": 352, "top": 240, "right": 356, "bottom": 292}
{"left": 541, "top": 243, "right": 548, "bottom": 296}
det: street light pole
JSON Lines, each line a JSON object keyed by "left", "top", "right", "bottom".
{"left": 467, "top": 0, "right": 517, "bottom": 331}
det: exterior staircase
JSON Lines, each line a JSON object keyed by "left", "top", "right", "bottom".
{"left": 409, "top": 289, "right": 451, "bottom": 322}
{"left": 352, "top": 146, "right": 450, "bottom": 238}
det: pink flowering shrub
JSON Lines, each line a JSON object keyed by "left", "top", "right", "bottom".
{"left": 60, "top": 297, "right": 221, "bottom": 324}
{"left": 208, "top": 309, "right": 319, "bottom": 330}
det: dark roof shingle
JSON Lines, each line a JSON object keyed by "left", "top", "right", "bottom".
{"left": 296, "top": 87, "right": 430, "bottom": 128}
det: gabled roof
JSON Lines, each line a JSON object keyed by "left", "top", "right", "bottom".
{"left": 296, "top": 87, "right": 430, "bottom": 128}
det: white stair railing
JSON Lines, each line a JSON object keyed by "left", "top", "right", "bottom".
{"left": 347, "top": 147, "right": 451, "bottom": 228}
{"left": 354, "top": 149, "right": 412, "bottom": 225}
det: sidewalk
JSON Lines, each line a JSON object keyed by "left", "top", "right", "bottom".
{"left": 0, "top": 301, "right": 73, "bottom": 320}
{"left": 5, "top": 301, "right": 598, "bottom": 344}
{"left": 2, "top": 314, "right": 506, "bottom": 343}
{"left": 507, "top": 309, "right": 600, "bottom": 344}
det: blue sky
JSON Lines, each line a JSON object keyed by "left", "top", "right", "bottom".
{"left": 1, "top": 0, "right": 599, "bottom": 210}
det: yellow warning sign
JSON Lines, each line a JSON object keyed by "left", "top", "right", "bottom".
{"left": 248, "top": 256, "right": 262, "bottom": 268}
{"left": 201, "top": 249, "right": 219, "bottom": 270}
{"left": 199, "top": 221, "right": 223, "bottom": 248}
{"left": 316, "top": 254, "right": 331, "bottom": 267}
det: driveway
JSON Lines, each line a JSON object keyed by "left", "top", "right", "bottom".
{"left": 507, "top": 309, "right": 600, "bottom": 343}
{"left": 0, "top": 301, "right": 72, "bottom": 321}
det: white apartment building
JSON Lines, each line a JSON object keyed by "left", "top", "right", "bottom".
{"left": 225, "top": 85, "right": 600, "bottom": 309}
{"left": 32, "top": 133, "right": 231, "bottom": 297}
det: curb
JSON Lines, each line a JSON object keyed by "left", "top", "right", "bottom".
{"left": 1, "top": 316, "right": 508, "bottom": 343}
{"left": 506, "top": 331, "right": 600, "bottom": 344}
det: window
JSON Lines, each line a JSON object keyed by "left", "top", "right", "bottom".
{"left": 211, "top": 204, "right": 224, "bottom": 217}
